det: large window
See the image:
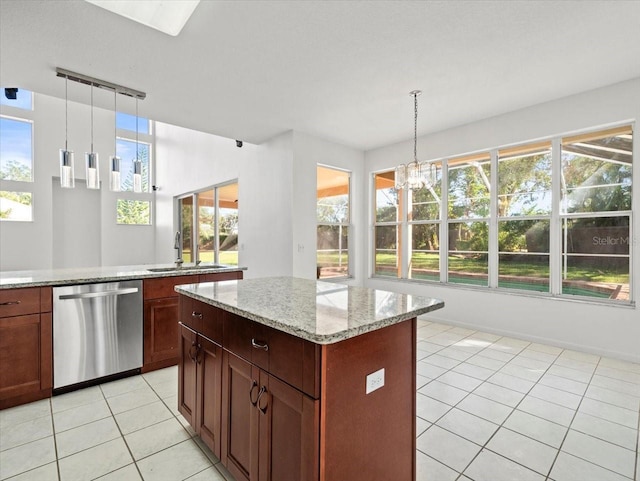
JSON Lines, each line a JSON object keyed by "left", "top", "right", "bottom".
{"left": 317, "top": 165, "right": 351, "bottom": 279}
{"left": 497, "top": 142, "right": 552, "bottom": 292}
{"left": 374, "top": 171, "right": 400, "bottom": 278}
{"left": 178, "top": 182, "right": 239, "bottom": 265}
{"left": 372, "top": 124, "right": 633, "bottom": 303}
{"left": 560, "top": 126, "right": 632, "bottom": 300}
{"left": 447, "top": 154, "right": 491, "bottom": 286}
{"left": 1, "top": 88, "right": 34, "bottom": 222}
{"left": 115, "top": 113, "right": 152, "bottom": 193}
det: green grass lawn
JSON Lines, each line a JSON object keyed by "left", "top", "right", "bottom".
{"left": 372, "top": 252, "right": 628, "bottom": 284}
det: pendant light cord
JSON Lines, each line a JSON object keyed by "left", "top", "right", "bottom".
{"left": 65, "top": 77, "right": 68, "bottom": 151}
{"left": 114, "top": 91, "right": 117, "bottom": 154}
{"left": 90, "top": 85, "right": 94, "bottom": 152}
{"left": 413, "top": 92, "right": 418, "bottom": 163}
{"left": 135, "top": 98, "right": 139, "bottom": 161}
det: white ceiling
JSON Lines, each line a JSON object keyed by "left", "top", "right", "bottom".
{"left": 1, "top": 0, "right": 639, "bottom": 151}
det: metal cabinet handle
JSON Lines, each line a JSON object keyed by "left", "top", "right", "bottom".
{"left": 188, "top": 342, "right": 198, "bottom": 362}
{"left": 0, "top": 300, "right": 21, "bottom": 306}
{"left": 58, "top": 288, "right": 138, "bottom": 300}
{"left": 191, "top": 311, "right": 203, "bottom": 320}
{"left": 257, "top": 387, "right": 268, "bottom": 415}
{"left": 249, "top": 380, "right": 260, "bottom": 406}
{"left": 251, "top": 339, "right": 269, "bottom": 351}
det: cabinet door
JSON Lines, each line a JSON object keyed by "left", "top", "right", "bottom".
{"left": 258, "top": 373, "right": 319, "bottom": 481}
{"left": 144, "top": 297, "right": 180, "bottom": 367}
{"left": 0, "top": 314, "right": 42, "bottom": 400}
{"left": 222, "top": 352, "right": 260, "bottom": 481}
{"left": 178, "top": 323, "right": 198, "bottom": 427}
{"left": 196, "top": 335, "right": 222, "bottom": 458}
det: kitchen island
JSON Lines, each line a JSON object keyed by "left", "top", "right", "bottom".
{"left": 175, "top": 277, "right": 444, "bottom": 481}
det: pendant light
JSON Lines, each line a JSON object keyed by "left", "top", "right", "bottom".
{"left": 109, "top": 90, "right": 121, "bottom": 191}
{"left": 133, "top": 97, "right": 143, "bottom": 193}
{"left": 394, "top": 90, "right": 437, "bottom": 190}
{"left": 59, "top": 76, "right": 75, "bottom": 188}
{"left": 85, "top": 84, "right": 100, "bottom": 189}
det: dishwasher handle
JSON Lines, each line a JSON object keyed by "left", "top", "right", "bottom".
{"left": 58, "top": 288, "right": 139, "bottom": 300}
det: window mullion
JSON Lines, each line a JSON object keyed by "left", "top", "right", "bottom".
{"left": 489, "top": 149, "right": 499, "bottom": 288}
{"left": 440, "top": 160, "right": 449, "bottom": 282}
{"left": 550, "top": 137, "right": 562, "bottom": 295}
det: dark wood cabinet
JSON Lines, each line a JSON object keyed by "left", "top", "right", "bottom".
{"left": 178, "top": 323, "right": 223, "bottom": 457}
{"left": 144, "top": 271, "right": 241, "bottom": 373}
{"left": 220, "top": 352, "right": 318, "bottom": 481}
{"left": 221, "top": 352, "right": 260, "bottom": 481}
{"left": 0, "top": 287, "right": 53, "bottom": 409}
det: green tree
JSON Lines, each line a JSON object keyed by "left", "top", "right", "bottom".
{"left": 0, "top": 160, "right": 31, "bottom": 181}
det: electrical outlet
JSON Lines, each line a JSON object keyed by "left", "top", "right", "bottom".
{"left": 366, "top": 368, "right": 385, "bottom": 394}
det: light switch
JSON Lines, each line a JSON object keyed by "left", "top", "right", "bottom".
{"left": 366, "top": 368, "right": 385, "bottom": 394}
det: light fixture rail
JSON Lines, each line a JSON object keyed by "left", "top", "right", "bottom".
{"left": 55, "top": 67, "right": 146, "bottom": 100}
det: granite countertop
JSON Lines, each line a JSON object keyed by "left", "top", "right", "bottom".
{"left": 175, "top": 276, "right": 445, "bottom": 344}
{"left": 0, "top": 264, "right": 246, "bottom": 289}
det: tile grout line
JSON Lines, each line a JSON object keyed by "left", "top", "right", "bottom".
{"left": 419, "top": 328, "right": 555, "bottom": 478}
{"left": 419, "top": 322, "right": 640, "bottom": 480}
{"left": 451, "top": 337, "right": 565, "bottom": 480}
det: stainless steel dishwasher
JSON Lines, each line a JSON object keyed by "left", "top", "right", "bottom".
{"left": 53, "top": 280, "right": 143, "bottom": 391}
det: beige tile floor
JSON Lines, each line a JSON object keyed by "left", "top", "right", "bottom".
{"left": 1, "top": 318, "right": 639, "bottom": 480}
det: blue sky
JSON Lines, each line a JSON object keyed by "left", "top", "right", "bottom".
{"left": 0, "top": 117, "right": 33, "bottom": 179}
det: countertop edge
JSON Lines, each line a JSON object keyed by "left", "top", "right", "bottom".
{"left": 175, "top": 284, "right": 445, "bottom": 345}
{"left": 0, "top": 266, "right": 247, "bottom": 289}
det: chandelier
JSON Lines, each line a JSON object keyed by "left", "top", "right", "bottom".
{"left": 394, "top": 90, "right": 437, "bottom": 190}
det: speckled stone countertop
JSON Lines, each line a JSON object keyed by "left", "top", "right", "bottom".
{"left": 175, "top": 276, "right": 444, "bottom": 344}
{"left": 0, "top": 264, "right": 246, "bottom": 289}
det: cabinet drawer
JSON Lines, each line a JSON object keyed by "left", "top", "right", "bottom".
{"left": 223, "top": 312, "right": 319, "bottom": 398}
{"left": 0, "top": 288, "right": 41, "bottom": 318}
{"left": 144, "top": 275, "right": 197, "bottom": 300}
{"left": 199, "top": 271, "right": 243, "bottom": 283}
{"left": 182, "top": 298, "right": 222, "bottom": 345}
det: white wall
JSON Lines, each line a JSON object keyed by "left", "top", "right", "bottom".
{"left": 365, "top": 78, "right": 640, "bottom": 362}
{"left": 291, "top": 131, "right": 366, "bottom": 282}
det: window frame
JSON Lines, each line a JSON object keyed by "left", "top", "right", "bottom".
{"left": 371, "top": 122, "right": 634, "bottom": 305}
{"left": 0, "top": 90, "right": 36, "bottom": 222}
{"left": 317, "top": 164, "right": 352, "bottom": 280}
{"left": 176, "top": 180, "right": 239, "bottom": 265}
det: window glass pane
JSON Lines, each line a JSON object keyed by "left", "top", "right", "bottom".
{"left": 0, "top": 88, "right": 32, "bottom": 110}
{"left": 0, "top": 191, "right": 32, "bottom": 221}
{"left": 0, "top": 117, "right": 33, "bottom": 181}
{"left": 498, "top": 219, "right": 550, "bottom": 291}
{"left": 317, "top": 166, "right": 349, "bottom": 223}
{"left": 410, "top": 163, "right": 441, "bottom": 221}
{"left": 317, "top": 225, "right": 349, "bottom": 278}
{"left": 448, "top": 155, "right": 491, "bottom": 219}
{"left": 448, "top": 221, "right": 488, "bottom": 285}
{"left": 375, "top": 171, "right": 399, "bottom": 222}
{"left": 562, "top": 216, "right": 629, "bottom": 301}
{"left": 410, "top": 224, "right": 439, "bottom": 281}
{"left": 116, "top": 200, "right": 151, "bottom": 225}
{"left": 218, "top": 183, "right": 239, "bottom": 266}
{"left": 116, "top": 139, "right": 150, "bottom": 192}
{"left": 498, "top": 143, "right": 552, "bottom": 217}
{"left": 180, "top": 196, "right": 193, "bottom": 263}
{"left": 116, "top": 112, "right": 150, "bottom": 134}
{"left": 197, "top": 190, "right": 215, "bottom": 263}
{"left": 375, "top": 225, "right": 398, "bottom": 277}
{"left": 561, "top": 127, "right": 632, "bottom": 214}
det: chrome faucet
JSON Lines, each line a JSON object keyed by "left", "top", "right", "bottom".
{"left": 174, "top": 231, "right": 183, "bottom": 267}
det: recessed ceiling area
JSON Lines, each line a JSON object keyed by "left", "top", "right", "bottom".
{"left": 1, "top": 0, "right": 639, "bottom": 151}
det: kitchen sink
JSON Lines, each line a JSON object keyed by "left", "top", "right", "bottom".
{"left": 147, "top": 265, "right": 226, "bottom": 272}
